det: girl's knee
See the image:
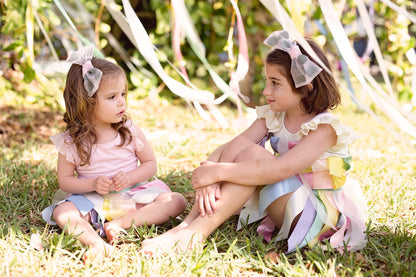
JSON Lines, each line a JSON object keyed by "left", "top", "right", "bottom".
{"left": 230, "top": 136, "right": 254, "bottom": 149}
{"left": 156, "top": 192, "right": 186, "bottom": 214}
{"left": 52, "top": 201, "right": 84, "bottom": 224}
{"left": 235, "top": 144, "right": 274, "bottom": 162}
{"left": 170, "top": 192, "right": 187, "bottom": 213}
{"left": 53, "top": 202, "right": 70, "bottom": 220}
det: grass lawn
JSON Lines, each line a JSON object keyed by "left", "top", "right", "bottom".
{"left": 0, "top": 87, "right": 415, "bottom": 276}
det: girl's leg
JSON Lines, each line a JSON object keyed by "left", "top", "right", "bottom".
{"left": 224, "top": 136, "right": 296, "bottom": 230}
{"left": 217, "top": 135, "right": 258, "bottom": 163}
{"left": 266, "top": 192, "right": 293, "bottom": 228}
{"left": 266, "top": 192, "right": 302, "bottom": 234}
{"left": 104, "top": 192, "right": 186, "bottom": 243}
{"left": 141, "top": 140, "right": 275, "bottom": 255}
{"left": 140, "top": 182, "right": 256, "bottom": 255}
{"left": 53, "top": 201, "right": 114, "bottom": 260}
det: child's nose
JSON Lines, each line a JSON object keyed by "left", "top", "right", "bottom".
{"left": 263, "top": 86, "right": 271, "bottom": 96}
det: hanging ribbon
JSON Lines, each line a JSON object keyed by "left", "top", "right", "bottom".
{"left": 260, "top": 0, "right": 416, "bottom": 145}
{"left": 105, "top": 0, "right": 215, "bottom": 105}
{"left": 171, "top": 3, "right": 190, "bottom": 86}
{"left": 380, "top": 0, "right": 416, "bottom": 24}
{"left": 228, "top": 0, "right": 250, "bottom": 118}
{"left": 355, "top": 0, "right": 394, "bottom": 98}
{"left": 53, "top": 0, "right": 104, "bottom": 58}
{"left": 318, "top": 0, "right": 416, "bottom": 139}
{"left": 170, "top": 0, "right": 228, "bottom": 127}
{"left": 171, "top": 0, "right": 234, "bottom": 105}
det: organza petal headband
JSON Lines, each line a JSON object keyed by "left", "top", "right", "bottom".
{"left": 66, "top": 45, "right": 103, "bottom": 97}
{"left": 263, "top": 31, "right": 322, "bottom": 88}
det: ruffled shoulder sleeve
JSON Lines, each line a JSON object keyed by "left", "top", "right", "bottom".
{"left": 255, "top": 105, "right": 284, "bottom": 133}
{"left": 50, "top": 131, "right": 79, "bottom": 164}
{"left": 126, "top": 120, "right": 145, "bottom": 152}
{"left": 298, "top": 112, "right": 359, "bottom": 154}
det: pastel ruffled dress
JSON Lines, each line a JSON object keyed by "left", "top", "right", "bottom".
{"left": 42, "top": 120, "right": 171, "bottom": 235}
{"left": 237, "top": 105, "right": 367, "bottom": 253}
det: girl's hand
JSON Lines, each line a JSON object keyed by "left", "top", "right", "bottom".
{"left": 192, "top": 161, "right": 220, "bottom": 189}
{"left": 195, "top": 183, "right": 221, "bottom": 216}
{"left": 112, "top": 171, "right": 132, "bottom": 192}
{"left": 95, "top": 176, "right": 113, "bottom": 194}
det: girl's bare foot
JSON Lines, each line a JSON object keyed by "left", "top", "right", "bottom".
{"left": 83, "top": 242, "right": 115, "bottom": 263}
{"left": 104, "top": 221, "right": 127, "bottom": 244}
{"left": 140, "top": 229, "right": 204, "bottom": 257}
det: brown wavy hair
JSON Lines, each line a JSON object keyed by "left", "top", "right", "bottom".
{"left": 266, "top": 38, "right": 341, "bottom": 114}
{"left": 63, "top": 57, "right": 132, "bottom": 166}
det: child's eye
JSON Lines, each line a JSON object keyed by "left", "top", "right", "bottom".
{"left": 122, "top": 92, "right": 127, "bottom": 97}
{"left": 108, "top": 95, "right": 115, "bottom": 100}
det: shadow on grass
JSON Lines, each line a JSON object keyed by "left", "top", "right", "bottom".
{"left": 1, "top": 106, "right": 415, "bottom": 276}
{"left": 0, "top": 158, "right": 58, "bottom": 237}
{"left": 1, "top": 153, "right": 415, "bottom": 275}
{"left": 0, "top": 105, "right": 64, "bottom": 149}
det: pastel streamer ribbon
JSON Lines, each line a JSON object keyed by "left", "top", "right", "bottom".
{"left": 228, "top": 0, "right": 250, "bottom": 105}
{"left": 273, "top": 184, "right": 310, "bottom": 242}
{"left": 170, "top": 0, "right": 228, "bottom": 128}
{"left": 237, "top": 191, "right": 267, "bottom": 230}
{"left": 53, "top": 0, "right": 105, "bottom": 55}
{"left": 332, "top": 179, "right": 367, "bottom": 251}
{"left": 299, "top": 197, "right": 326, "bottom": 249}
{"left": 105, "top": 0, "right": 215, "bottom": 105}
{"left": 287, "top": 198, "right": 316, "bottom": 252}
{"left": 66, "top": 45, "right": 103, "bottom": 96}
{"left": 305, "top": 191, "right": 338, "bottom": 247}
{"left": 256, "top": 216, "right": 276, "bottom": 242}
{"left": 263, "top": 30, "right": 322, "bottom": 88}
{"left": 170, "top": 0, "right": 233, "bottom": 105}
{"left": 318, "top": 0, "right": 416, "bottom": 139}
{"left": 41, "top": 194, "right": 95, "bottom": 225}
{"left": 259, "top": 175, "right": 302, "bottom": 215}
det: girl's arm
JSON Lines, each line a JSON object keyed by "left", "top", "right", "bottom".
{"left": 206, "top": 118, "right": 268, "bottom": 163}
{"left": 113, "top": 126, "right": 157, "bottom": 191}
{"left": 193, "top": 123, "right": 337, "bottom": 188}
{"left": 57, "top": 154, "right": 112, "bottom": 194}
{"left": 194, "top": 118, "right": 268, "bottom": 215}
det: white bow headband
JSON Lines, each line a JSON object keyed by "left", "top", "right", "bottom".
{"left": 263, "top": 31, "right": 322, "bottom": 88}
{"left": 66, "top": 45, "right": 103, "bottom": 97}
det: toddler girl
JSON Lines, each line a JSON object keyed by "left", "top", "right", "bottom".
{"left": 42, "top": 45, "right": 186, "bottom": 260}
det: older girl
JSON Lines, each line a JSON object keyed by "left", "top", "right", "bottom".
{"left": 141, "top": 31, "right": 367, "bottom": 255}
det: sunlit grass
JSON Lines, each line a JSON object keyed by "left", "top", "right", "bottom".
{"left": 1, "top": 89, "right": 415, "bottom": 276}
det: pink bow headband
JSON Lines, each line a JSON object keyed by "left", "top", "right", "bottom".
{"left": 263, "top": 31, "right": 322, "bottom": 88}
{"left": 66, "top": 45, "right": 103, "bottom": 97}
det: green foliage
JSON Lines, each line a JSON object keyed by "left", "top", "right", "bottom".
{"left": 1, "top": 2, "right": 34, "bottom": 83}
{"left": 1, "top": 0, "right": 62, "bottom": 109}
{"left": 2, "top": 0, "right": 415, "bottom": 107}
{"left": 373, "top": 0, "right": 415, "bottom": 99}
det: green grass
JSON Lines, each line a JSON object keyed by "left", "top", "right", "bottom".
{"left": 1, "top": 91, "right": 415, "bottom": 276}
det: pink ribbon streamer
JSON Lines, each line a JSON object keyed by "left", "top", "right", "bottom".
{"left": 256, "top": 216, "right": 276, "bottom": 242}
